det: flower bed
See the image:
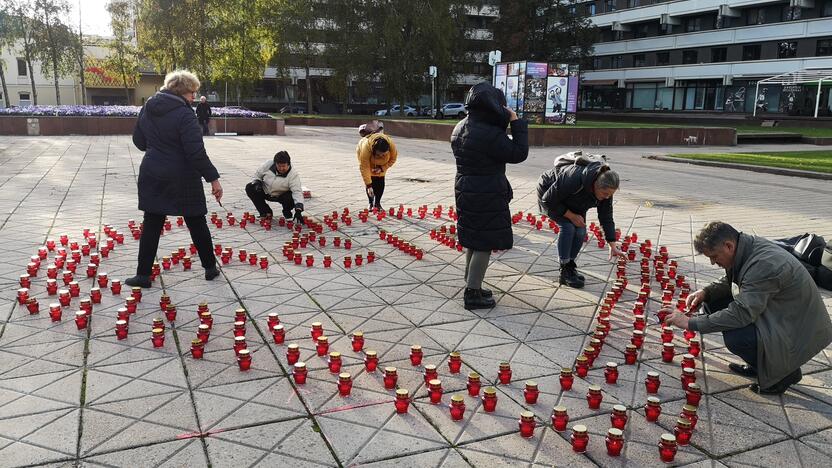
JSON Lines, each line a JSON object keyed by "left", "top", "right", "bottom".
{"left": 0, "top": 105, "right": 271, "bottom": 119}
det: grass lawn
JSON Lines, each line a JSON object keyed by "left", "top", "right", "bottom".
{"left": 667, "top": 150, "right": 832, "bottom": 173}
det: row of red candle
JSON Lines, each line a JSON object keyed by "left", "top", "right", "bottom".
{"left": 378, "top": 231, "right": 424, "bottom": 259}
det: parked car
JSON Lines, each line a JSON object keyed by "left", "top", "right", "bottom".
{"left": 437, "top": 102, "right": 467, "bottom": 119}
{"left": 375, "top": 105, "right": 417, "bottom": 117}
{"left": 279, "top": 106, "right": 305, "bottom": 114}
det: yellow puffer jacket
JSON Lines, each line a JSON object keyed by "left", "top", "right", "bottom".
{"left": 356, "top": 133, "right": 397, "bottom": 186}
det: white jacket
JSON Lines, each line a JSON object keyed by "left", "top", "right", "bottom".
{"left": 254, "top": 161, "right": 304, "bottom": 205}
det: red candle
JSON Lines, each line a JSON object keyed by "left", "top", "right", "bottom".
{"left": 645, "top": 396, "right": 662, "bottom": 422}
{"left": 661, "top": 326, "right": 674, "bottom": 344}
{"left": 571, "top": 425, "right": 589, "bottom": 453}
{"left": 58, "top": 290, "right": 71, "bottom": 307}
{"left": 287, "top": 343, "right": 300, "bottom": 365}
{"left": 233, "top": 336, "right": 247, "bottom": 354}
{"left": 316, "top": 336, "right": 329, "bottom": 356}
{"left": 605, "top": 362, "right": 619, "bottom": 384}
{"left": 344, "top": 239, "right": 352, "bottom": 249}
{"left": 498, "top": 362, "right": 512, "bottom": 384}
{"left": 383, "top": 367, "right": 398, "bottom": 389}
{"left": 429, "top": 379, "right": 443, "bottom": 404}
{"left": 190, "top": 339, "right": 204, "bottom": 359}
{"left": 552, "top": 405, "right": 569, "bottom": 431}
{"left": 519, "top": 411, "right": 536, "bottom": 438}
{"left": 19, "top": 274, "right": 31, "bottom": 288}
{"left": 575, "top": 356, "right": 589, "bottom": 378}
{"left": 624, "top": 344, "right": 638, "bottom": 365}
{"left": 249, "top": 253, "right": 258, "bottom": 265}
{"left": 115, "top": 319, "right": 128, "bottom": 340}
{"left": 466, "top": 372, "right": 481, "bottom": 396}
{"left": 237, "top": 349, "right": 252, "bottom": 371}
{"left": 680, "top": 404, "right": 698, "bottom": 429}
{"left": 351, "top": 331, "right": 364, "bottom": 352}
{"left": 659, "top": 434, "right": 678, "bottom": 463}
{"left": 110, "top": 279, "right": 122, "bottom": 294}
{"left": 645, "top": 371, "right": 661, "bottom": 393}
{"left": 125, "top": 297, "right": 137, "bottom": 314}
{"left": 338, "top": 372, "right": 353, "bottom": 396}
{"left": 267, "top": 313, "right": 280, "bottom": 328}
{"left": 481, "top": 386, "right": 498, "bottom": 412}
{"left": 631, "top": 330, "right": 645, "bottom": 349}
{"left": 74, "top": 310, "right": 88, "bottom": 329}
{"left": 17, "top": 288, "right": 29, "bottom": 305}
{"left": 367, "top": 251, "right": 375, "bottom": 263}
{"left": 586, "top": 385, "right": 603, "bottom": 409}
{"left": 233, "top": 321, "right": 246, "bottom": 337}
{"left": 688, "top": 337, "right": 701, "bottom": 357}
{"left": 448, "top": 352, "right": 462, "bottom": 373}
{"left": 164, "top": 304, "right": 177, "bottom": 321}
{"left": 674, "top": 418, "right": 693, "bottom": 445}
{"left": 199, "top": 311, "right": 213, "bottom": 329}
{"left": 410, "top": 345, "right": 423, "bottom": 366}
{"left": 524, "top": 381, "right": 540, "bottom": 404}
{"left": 328, "top": 352, "right": 343, "bottom": 373}
{"left": 293, "top": 362, "right": 307, "bottom": 384}
{"left": 259, "top": 256, "right": 269, "bottom": 269}
{"left": 343, "top": 256, "right": 352, "bottom": 268}
{"left": 182, "top": 257, "right": 192, "bottom": 270}
{"left": 661, "top": 343, "right": 675, "bottom": 363}
{"left": 605, "top": 428, "right": 624, "bottom": 456}
{"left": 323, "top": 255, "right": 332, "bottom": 268}
{"left": 560, "top": 368, "right": 574, "bottom": 390}
{"left": 272, "top": 324, "right": 285, "bottom": 344}
{"left": 27, "top": 298, "right": 39, "bottom": 314}
{"left": 681, "top": 367, "right": 696, "bottom": 390}
{"left": 423, "top": 363, "right": 438, "bottom": 382}
{"left": 449, "top": 394, "right": 465, "bottom": 421}
{"left": 685, "top": 382, "right": 702, "bottom": 407}
{"left": 311, "top": 322, "right": 323, "bottom": 340}
{"left": 395, "top": 388, "right": 410, "bottom": 413}
{"left": 364, "top": 350, "right": 378, "bottom": 371}
{"left": 151, "top": 328, "right": 165, "bottom": 348}
{"left": 197, "top": 324, "right": 210, "bottom": 343}
{"left": 611, "top": 404, "right": 628, "bottom": 429}
{"left": 117, "top": 307, "right": 130, "bottom": 323}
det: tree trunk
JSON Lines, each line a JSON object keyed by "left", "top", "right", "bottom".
{"left": 120, "top": 51, "right": 130, "bottom": 105}
{"left": 26, "top": 59, "right": 37, "bottom": 105}
{"left": 0, "top": 65, "right": 9, "bottom": 108}
{"left": 305, "top": 65, "right": 312, "bottom": 114}
{"left": 342, "top": 76, "right": 349, "bottom": 114}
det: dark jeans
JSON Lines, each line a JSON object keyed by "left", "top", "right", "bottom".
{"left": 199, "top": 121, "right": 209, "bottom": 136}
{"left": 245, "top": 182, "right": 295, "bottom": 218}
{"left": 367, "top": 176, "right": 385, "bottom": 208}
{"left": 554, "top": 216, "right": 587, "bottom": 263}
{"left": 137, "top": 212, "right": 215, "bottom": 276}
{"left": 705, "top": 296, "right": 758, "bottom": 369}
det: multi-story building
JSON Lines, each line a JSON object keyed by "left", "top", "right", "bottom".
{"left": 0, "top": 45, "right": 78, "bottom": 107}
{"left": 580, "top": 0, "right": 832, "bottom": 116}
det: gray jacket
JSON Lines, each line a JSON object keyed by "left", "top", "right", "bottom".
{"left": 689, "top": 233, "right": 832, "bottom": 388}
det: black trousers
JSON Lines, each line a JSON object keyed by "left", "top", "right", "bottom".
{"left": 367, "top": 176, "right": 385, "bottom": 208}
{"left": 705, "top": 296, "right": 758, "bottom": 369}
{"left": 137, "top": 212, "right": 215, "bottom": 276}
{"left": 245, "top": 182, "right": 295, "bottom": 218}
{"left": 199, "top": 121, "right": 209, "bottom": 135}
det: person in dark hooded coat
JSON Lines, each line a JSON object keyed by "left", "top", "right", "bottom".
{"left": 126, "top": 70, "right": 223, "bottom": 288}
{"left": 451, "top": 82, "right": 529, "bottom": 310}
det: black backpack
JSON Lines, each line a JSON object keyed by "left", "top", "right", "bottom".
{"left": 775, "top": 234, "right": 832, "bottom": 290}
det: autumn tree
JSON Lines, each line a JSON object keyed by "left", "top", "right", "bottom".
{"left": 0, "top": 5, "right": 15, "bottom": 107}
{"left": 105, "top": 0, "right": 140, "bottom": 104}
{"left": 33, "top": 0, "right": 77, "bottom": 105}
{"left": 321, "top": 0, "right": 373, "bottom": 113}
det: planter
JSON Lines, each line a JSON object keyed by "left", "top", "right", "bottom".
{"left": 0, "top": 116, "right": 284, "bottom": 136}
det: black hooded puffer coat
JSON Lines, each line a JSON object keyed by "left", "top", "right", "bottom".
{"left": 451, "top": 82, "right": 529, "bottom": 251}
{"left": 132, "top": 90, "right": 220, "bottom": 217}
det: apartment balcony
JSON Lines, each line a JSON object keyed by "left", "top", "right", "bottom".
{"left": 594, "top": 17, "right": 832, "bottom": 55}
{"left": 465, "top": 28, "right": 494, "bottom": 40}
{"left": 590, "top": 0, "right": 788, "bottom": 28}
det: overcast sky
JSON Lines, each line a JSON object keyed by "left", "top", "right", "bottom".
{"left": 69, "top": 0, "right": 113, "bottom": 37}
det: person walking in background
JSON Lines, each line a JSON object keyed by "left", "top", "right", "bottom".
{"left": 245, "top": 151, "right": 305, "bottom": 223}
{"left": 196, "top": 95, "right": 212, "bottom": 136}
{"left": 357, "top": 131, "right": 397, "bottom": 210}
{"left": 537, "top": 152, "right": 623, "bottom": 288}
{"left": 126, "top": 70, "right": 223, "bottom": 288}
{"left": 452, "top": 82, "right": 529, "bottom": 310}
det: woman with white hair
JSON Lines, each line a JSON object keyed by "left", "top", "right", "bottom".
{"left": 126, "top": 70, "right": 223, "bottom": 288}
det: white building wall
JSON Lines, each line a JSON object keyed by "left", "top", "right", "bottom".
{"left": 1, "top": 40, "right": 78, "bottom": 107}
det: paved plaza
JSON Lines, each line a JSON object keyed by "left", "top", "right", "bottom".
{"left": 0, "top": 127, "right": 831, "bottom": 467}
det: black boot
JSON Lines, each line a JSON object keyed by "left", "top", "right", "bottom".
{"left": 752, "top": 368, "right": 802, "bottom": 395}
{"left": 481, "top": 288, "right": 493, "bottom": 298}
{"left": 567, "top": 260, "right": 585, "bottom": 282}
{"left": 205, "top": 267, "right": 220, "bottom": 281}
{"left": 125, "top": 275, "right": 152, "bottom": 288}
{"left": 464, "top": 288, "right": 495, "bottom": 310}
{"left": 559, "top": 263, "right": 584, "bottom": 289}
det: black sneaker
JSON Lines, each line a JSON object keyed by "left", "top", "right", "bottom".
{"left": 464, "top": 288, "right": 495, "bottom": 310}
{"left": 481, "top": 288, "right": 493, "bottom": 298}
{"left": 205, "top": 267, "right": 220, "bottom": 281}
{"left": 559, "top": 263, "right": 584, "bottom": 288}
{"left": 567, "top": 260, "right": 585, "bottom": 282}
{"left": 125, "top": 275, "right": 152, "bottom": 288}
{"left": 728, "top": 363, "right": 757, "bottom": 377}
{"left": 751, "top": 368, "right": 802, "bottom": 395}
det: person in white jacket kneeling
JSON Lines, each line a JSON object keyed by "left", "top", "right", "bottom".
{"left": 245, "top": 151, "right": 305, "bottom": 223}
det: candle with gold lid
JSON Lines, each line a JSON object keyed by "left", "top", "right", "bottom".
{"left": 605, "top": 428, "right": 624, "bottom": 456}
{"left": 570, "top": 425, "right": 589, "bottom": 453}
{"left": 364, "top": 349, "right": 378, "bottom": 372}
{"left": 449, "top": 394, "right": 465, "bottom": 421}
{"left": 481, "top": 386, "right": 497, "bottom": 412}
{"left": 518, "top": 411, "right": 536, "bottom": 438}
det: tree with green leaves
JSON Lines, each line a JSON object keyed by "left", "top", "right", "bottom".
{"left": 74, "top": 0, "right": 86, "bottom": 104}
{"left": 8, "top": 0, "right": 39, "bottom": 105}
{"left": 105, "top": 0, "right": 140, "bottom": 104}
{"left": 0, "top": 5, "right": 16, "bottom": 107}
{"left": 211, "top": 0, "right": 274, "bottom": 105}
{"left": 135, "top": 0, "right": 190, "bottom": 72}
{"left": 267, "top": 0, "right": 325, "bottom": 114}
{"left": 493, "top": 0, "right": 599, "bottom": 66}
{"left": 321, "top": 0, "right": 372, "bottom": 113}
{"left": 33, "top": 0, "right": 77, "bottom": 105}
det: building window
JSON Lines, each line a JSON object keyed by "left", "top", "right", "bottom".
{"left": 657, "top": 52, "right": 670, "bottom": 66}
{"left": 711, "top": 48, "right": 727, "bottom": 63}
{"left": 817, "top": 39, "right": 832, "bottom": 56}
{"left": 742, "top": 44, "right": 761, "bottom": 61}
{"left": 682, "top": 50, "right": 698, "bottom": 64}
{"left": 824, "top": 1, "right": 832, "bottom": 17}
{"left": 746, "top": 8, "right": 765, "bottom": 25}
{"left": 778, "top": 41, "right": 797, "bottom": 58}
{"left": 783, "top": 6, "right": 801, "bottom": 21}
{"left": 633, "top": 23, "right": 650, "bottom": 39}
{"left": 627, "top": 0, "right": 640, "bottom": 7}
{"left": 612, "top": 55, "right": 624, "bottom": 69}
{"left": 633, "top": 54, "right": 646, "bottom": 67}
{"left": 685, "top": 17, "right": 703, "bottom": 32}
{"left": 19, "top": 92, "right": 30, "bottom": 102}
{"left": 593, "top": 57, "right": 603, "bottom": 70}
{"left": 17, "top": 58, "right": 26, "bottom": 76}
{"left": 587, "top": 3, "right": 596, "bottom": 16}
{"left": 605, "top": 0, "right": 616, "bottom": 13}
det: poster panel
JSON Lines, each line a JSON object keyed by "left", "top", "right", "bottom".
{"left": 495, "top": 64, "right": 508, "bottom": 97}
{"left": 524, "top": 62, "right": 547, "bottom": 112}
{"left": 508, "top": 62, "right": 519, "bottom": 75}
{"left": 506, "top": 76, "right": 518, "bottom": 109}
{"left": 516, "top": 77, "right": 525, "bottom": 113}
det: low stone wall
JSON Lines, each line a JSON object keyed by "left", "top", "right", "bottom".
{"left": 285, "top": 117, "right": 737, "bottom": 146}
{"left": 0, "top": 116, "right": 285, "bottom": 136}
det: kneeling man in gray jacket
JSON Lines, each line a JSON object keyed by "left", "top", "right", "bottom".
{"left": 245, "top": 151, "right": 304, "bottom": 223}
{"left": 664, "top": 221, "right": 832, "bottom": 394}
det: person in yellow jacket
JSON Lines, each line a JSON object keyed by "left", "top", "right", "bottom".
{"left": 357, "top": 132, "right": 397, "bottom": 210}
